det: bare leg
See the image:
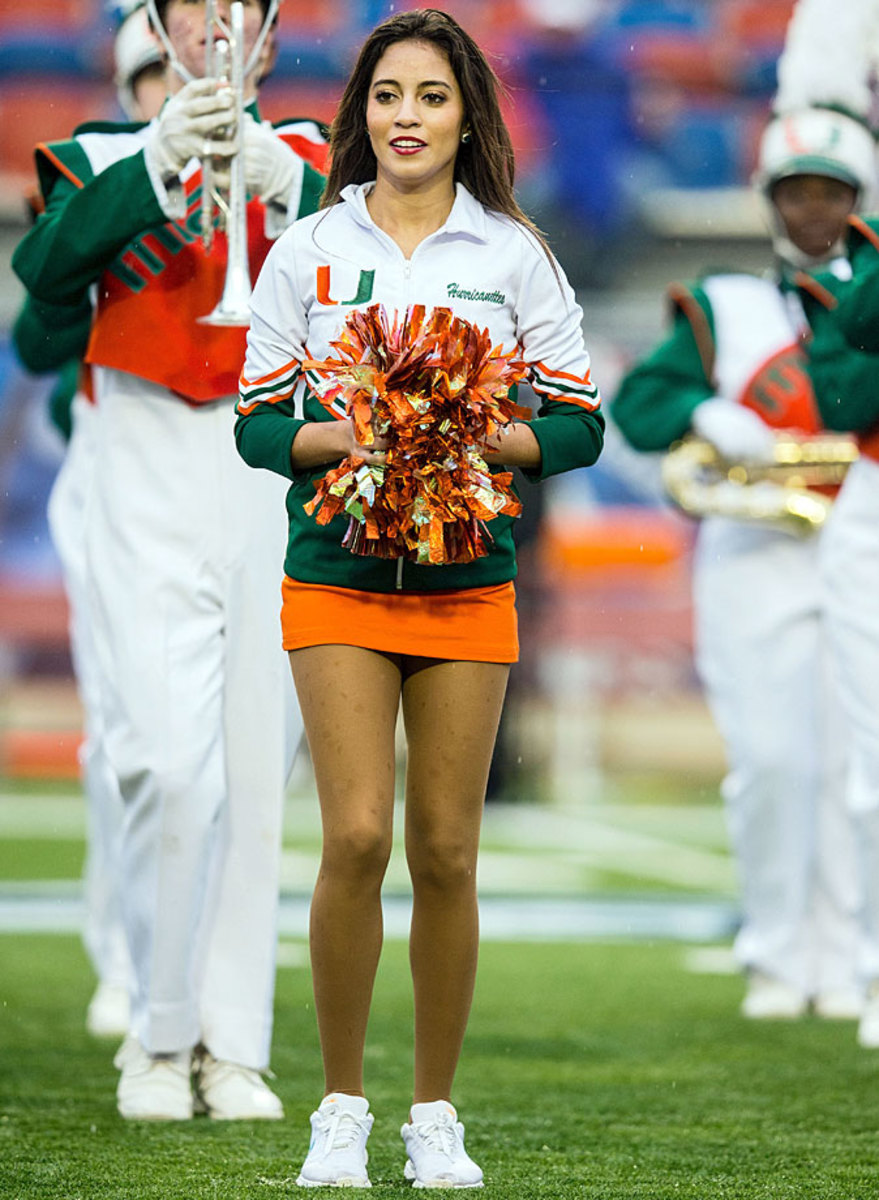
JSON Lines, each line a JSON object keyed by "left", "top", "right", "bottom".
{"left": 402, "top": 658, "right": 509, "bottom": 1103}
{"left": 289, "top": 645, "right": 402, "bottom": 1097}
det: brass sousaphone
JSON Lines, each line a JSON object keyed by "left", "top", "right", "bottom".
{"left": 662, "top": 433, "right": 858, "bottom": 536}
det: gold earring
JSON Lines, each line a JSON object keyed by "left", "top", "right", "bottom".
{"left": 461, "top": 129, "right": 471, "bottom": 144}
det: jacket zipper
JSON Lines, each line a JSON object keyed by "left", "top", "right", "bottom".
{"left": 395, "top": 256, "right": 412, "bottom": 591}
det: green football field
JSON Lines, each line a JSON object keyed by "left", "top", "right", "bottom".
{"left": 2, "top": 936, "right": 877, "bottom": 1199}
{"left": 1, "top": 777, "right": 876, "bottom": 1198}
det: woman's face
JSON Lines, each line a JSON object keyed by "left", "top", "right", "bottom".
{"left": 772, "top": 174, "right": 858, "bottom": 258}
{"left": 162, "top": 0, "right": 265, "bottom": 93}
{"left": 366, "top": 38, "right": 466, "bottom": 197}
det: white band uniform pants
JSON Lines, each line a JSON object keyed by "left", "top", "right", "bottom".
{"left": 820, "top": 456, "right": 879, "bottom": 984}
{"left": 47, "top": 394, "right": 131, "bottom": 994}
{"left": 85, "top": 375, "right": 301, "bottom": 1069}
{"left": 694, "top": 516, "right": 863, "bottom": 998}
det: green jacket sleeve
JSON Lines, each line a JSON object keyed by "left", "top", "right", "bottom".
{"left": 299, "top": 163, "right": 325, "bottom": 220}
{"left": 47, "top": 359, "right": 82, "bottom": 442}
{"left": 12, "top": 137, "right": 168, "bottom": 307}
{"left": 524, "top": 400, "right": 605, "bottom": 480}
{"left": 611, "top": 285, "right": 715, "bottom": 452}
{"left": 236, "top": 395, "right": 605, "bottom": 487}
{"left": 235, "top": 395, "right": 305, "bottom": 481}
{"left": 832, "top": 216, "right": 879, "bottom": 353}
{"left": 12, "top": 293, "right": 91, "bottom": 373}
{"left": 802, "top": 281, "right": 879, "bottom": 433}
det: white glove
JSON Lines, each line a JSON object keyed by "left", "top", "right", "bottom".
{"left": 240, "top": 113, "right": 303, "bottom": 208}
{"left": 691, "top": 397, "right": 777, "bottom": 465}
{"left": 144, "top": 78, "right": 237, "bottom": 181}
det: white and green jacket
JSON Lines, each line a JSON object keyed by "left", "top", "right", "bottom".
{"left": 235, "top": 182, "right": 605, "bottom": 593}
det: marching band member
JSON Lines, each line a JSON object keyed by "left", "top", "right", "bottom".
{"left": 13, "top": 0, "right": 328, "bottom": 1120}
{"left": 611, "top": 0, "right": 878, "bottom": 1021}
{"left": 802, "top": 212, "right": 879, "bottom": 1047}
{"left": 11, "top": 2, "right": 166, "bottom": 1041}
{"left": 797, "top": 2, "right": 879, "bottom": 1040}
{"left": 236, "top": 9, "right": 604, "bottom": 1186}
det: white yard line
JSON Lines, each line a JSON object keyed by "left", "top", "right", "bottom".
{"left": 0, "top": 793, "right": 87, "bottom": 837}
{"left": 0, "top": 886, "right": 739, "bottom": 942}
{"left": 0, "top": 792, "right": 736, "bottom": 893}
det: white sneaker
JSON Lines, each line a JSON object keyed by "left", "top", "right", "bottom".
{"left": 192, "top": 1048, "right": 284, "bottom": 1120}
{"left": 401, "top": 1100, "right": 483, "bottom": 1189}
{"left": 86, "top": 981, "right": 131, "bottom": 1038}
{"left": 114, "top": 1035, "right": 193, "bottom": 1120}
{"left": 297, "top": 1093, "right": 374, "bottom": 1188}
{"left": 813, "top": 988, "right": 864, "bottom": 1021}
{"left": 741, "top": 972, "right": 808, "bottom": 1020}
{"left": 857, "top": 984, "right": 879, "bottom": 1047}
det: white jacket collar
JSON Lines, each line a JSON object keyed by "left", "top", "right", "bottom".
{"left": 339, "top": 181, "right": 490, "bottom": 242}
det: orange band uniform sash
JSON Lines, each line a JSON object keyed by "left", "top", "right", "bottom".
{"left": 86, "top": 133, "right": 326, "bottom": 404}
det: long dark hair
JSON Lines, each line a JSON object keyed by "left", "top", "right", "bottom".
{"left": 322, "top": 8, "right": 552, "bottom": 258}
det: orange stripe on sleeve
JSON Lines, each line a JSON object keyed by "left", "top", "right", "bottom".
{"left": 793, "top": 272, "right": 838, "bottom": 310}
{"left": 236, "top": 383, "right": 298, "bottom": 413}
{"left": 530, "top": 386, "right": 599, "bottom": 412}
{"left": 533, "top": 360, "right": 595, "bottom": 387}
{"left": 848, "top": 214, "right": 879, "bottom": 254}
{"left": 668, "top": 282, "right": 716, "bottom": 386}
{"left": 36, "top": 143, "right": 85, "bottom": 189}
{"left": 239, "top": 357, "right": 301, "bottom": 389}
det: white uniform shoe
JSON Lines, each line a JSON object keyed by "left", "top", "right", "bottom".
{"left": 86, "top": 981, "right": 131, "bottom": 1038}
{"left": 401, "top": 1100, "right": 484, "bottom": 1189}
{"left": 192, "top": 1048, "right": 284, "bottom": 1120}
{"left": 813, "top": 988, "right": 864, "bottom": 1021}
{"left": 297, "top": 1093, "right": 374, "bottom": 1188}
{"left": 114, "top": 1036, "right": 193, "bottom": 1120}
{"left": 857, "top": 984, "right": 879, "bottom": 1047}
{"left": 741, "top": 972, "right": 808, "bottom": 1020}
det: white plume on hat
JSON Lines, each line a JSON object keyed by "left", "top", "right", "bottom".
{"left": 774, "top": 0, "right": 877, "bottom": 117}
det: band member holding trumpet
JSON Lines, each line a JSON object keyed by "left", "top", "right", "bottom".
{"left": 13, "top": 0, "right": 328, "bottom": 1121}
{"left": 10, "top": 1, "right": 168, "bottom": 1047}
{"left": 611, "top": 0, "right": 877, "bottom": 1022}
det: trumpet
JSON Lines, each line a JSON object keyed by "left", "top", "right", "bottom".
{"left": 199, "top": 0, "right": 252, "bottom": 327}
{"left": 661, "top": 433, "right": 859, "bottom": 537}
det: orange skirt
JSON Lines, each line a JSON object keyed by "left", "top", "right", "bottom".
{"left": 281, "top": 577, "right": 519, "bottom": 663}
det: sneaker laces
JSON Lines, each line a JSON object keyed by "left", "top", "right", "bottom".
{"left": 411, "top": 1110, "right": 461, "bottom": 1158}
{"left": 114, "top": 1036, "right": 189, "bottom": 1074}
{"left": 193, "top": 1048, "right": 271, "bottom": 1090}
{"left": 209, "top": 1061, "right": 262, "bottom": 1087}
{"left": 314, "top": 1107, "right": 370, "bottom": 1157}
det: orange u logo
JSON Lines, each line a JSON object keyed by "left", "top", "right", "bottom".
{"left": 316, "top": 266, "right": 375, "bottom": 305}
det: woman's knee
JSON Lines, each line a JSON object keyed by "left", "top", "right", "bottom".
{"left": 408, "top": 836, "right": 477, "bottom": 894}
{"left": 321, "top": 819, "right": 393, "bottom": 883}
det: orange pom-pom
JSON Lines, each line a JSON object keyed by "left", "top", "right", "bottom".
{"left": 303, "top": 305, "right": 530, "bottom": 565}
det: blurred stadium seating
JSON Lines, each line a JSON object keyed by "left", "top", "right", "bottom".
{"left": 0, "top": 0, "right": 794, "bottom": 225}
{"left": 0, "top": 0, "right": 796, "bottom": 781}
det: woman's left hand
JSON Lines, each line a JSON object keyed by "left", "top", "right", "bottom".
{"left": 482, "top": 422, "right": 542, "bottom": 469}
{"left": 353, "top": 432, "right": 389, "bottom": 467}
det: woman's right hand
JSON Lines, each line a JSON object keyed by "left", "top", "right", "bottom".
{"left": 290, "top": 419, "right": 388, "bottom": 470}
{"left": 349, "top": 424, "right": 389, "bottom": 467}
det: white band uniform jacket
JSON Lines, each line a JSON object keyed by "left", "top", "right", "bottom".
{"left": 236, "top": 181, "right": 605, "bottom": 594}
